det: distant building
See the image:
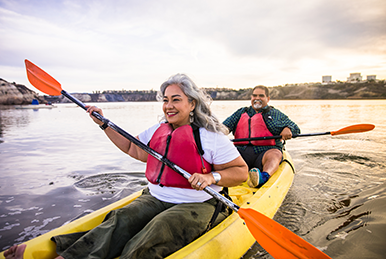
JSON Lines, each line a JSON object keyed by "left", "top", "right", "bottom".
{"left": 347, "top": 73, "right": 362, "bottom": 82}
{"left": 322, "top": 75, "right": 332, "bottom": 84}
{"left": 367, "top": 75, "right": 376, "bottom": 81}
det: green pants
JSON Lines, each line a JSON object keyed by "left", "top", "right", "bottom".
{"left": 52, "top": 188, "right": 230, "bottom": 259}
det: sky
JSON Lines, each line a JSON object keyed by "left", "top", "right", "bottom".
{"left": 0, "top": 0, "right": 385, "bottom": 94}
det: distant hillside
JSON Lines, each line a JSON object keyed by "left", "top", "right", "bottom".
{"left": 1, "top": 77, "right": 385, "bottom": 105}
{"left": 268, "top": 81, "right": 386, "bottom": 99}
{"left": 205, "top": 80, "right": 386, "bottom": 100}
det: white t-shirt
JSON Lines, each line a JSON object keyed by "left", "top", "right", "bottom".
{"left": 138, "top": 123, "right": 240, "bottom": 203}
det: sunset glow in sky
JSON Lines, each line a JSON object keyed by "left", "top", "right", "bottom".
{"left": 1, "top": 0, "right": 385, "bottom": 94}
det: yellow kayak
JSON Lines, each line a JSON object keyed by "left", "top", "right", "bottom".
{"left": 0, "top": 151, "right": 294, "bottom": 259}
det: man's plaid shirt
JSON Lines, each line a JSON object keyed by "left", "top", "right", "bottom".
{"left": 223, "top": 105, "right": 301, "bottom": 154}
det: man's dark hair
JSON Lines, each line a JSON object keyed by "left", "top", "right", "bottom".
{"left": 252, "top": 85, "right": 269, "bottom": 97}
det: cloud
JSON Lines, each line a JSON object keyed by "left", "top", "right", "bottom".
{"left": 0, "top": 0, "right": 385, "bottom": 93}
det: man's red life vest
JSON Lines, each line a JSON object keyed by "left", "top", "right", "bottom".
{"left": 146, "top": 123, "right": 212, "bottom": 189}
{"left": 234, "top": 112, "right": 276, "bottom": 146}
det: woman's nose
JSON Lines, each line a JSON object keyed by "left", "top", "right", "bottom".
{"left": 165, "top": 101, "right": 173, "bottom": 108}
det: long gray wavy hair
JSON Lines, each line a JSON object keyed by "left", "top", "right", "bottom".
{"left": 157, "top": 74, "right": 228, "bottom": 134}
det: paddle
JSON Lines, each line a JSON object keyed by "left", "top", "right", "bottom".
{"left": 232, "top": 124, "right": 375, "bottom": 142}
{"left": 25, "top": 59, "right": 331, "bottom": 259}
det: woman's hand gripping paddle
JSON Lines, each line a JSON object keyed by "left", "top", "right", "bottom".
{"left": 24, "top": 59, "right": 331, "bottom": 259}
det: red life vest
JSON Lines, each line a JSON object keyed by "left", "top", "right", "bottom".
{"left": 146, "top": 123, "right": 212, "bottom": 189}
{"left": 234, "top": 112, "right": 276, "bottom": 146}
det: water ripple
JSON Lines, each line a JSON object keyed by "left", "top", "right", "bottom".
{"left": 327, "top": 211, "right": 371, "bottom": 240}
{"left": 74, "top": 172, "right": 147, "bottom": 195}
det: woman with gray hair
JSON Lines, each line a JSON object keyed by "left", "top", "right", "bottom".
{"left": 3, "top": 73, "right": 248, "bottom": 259}
{"left": 158, "top": 73, "right": 228, "bottom": 134}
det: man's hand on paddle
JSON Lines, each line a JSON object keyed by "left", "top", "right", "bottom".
{"left": 280, "top": 127, "right": 293, "bottom": 140}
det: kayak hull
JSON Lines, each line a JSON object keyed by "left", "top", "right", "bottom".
{"left": 0, "top": 151, "right": 294, "bottom": 259}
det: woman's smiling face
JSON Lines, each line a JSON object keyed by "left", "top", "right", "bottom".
{"left": 163, "top": 84, "right": 195, "bottom": 129}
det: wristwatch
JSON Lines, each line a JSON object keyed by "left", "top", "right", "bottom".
{"left": 212, "top": 172, "right": 221, "bottom": 184}
{"left": 99, "top": 120, "right": 109, "bottom": 130}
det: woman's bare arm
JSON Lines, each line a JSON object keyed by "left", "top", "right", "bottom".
{"left": 86, "top": 106, "right": 148, "bottom": 162}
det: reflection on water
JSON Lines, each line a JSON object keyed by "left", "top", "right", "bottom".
{"left": 1, "top": 100, "right": 386, "bottom": 258}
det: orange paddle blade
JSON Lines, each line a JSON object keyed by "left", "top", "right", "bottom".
{"left": 25, "top": 59, "right": 62, "bottom": 96}
{"left": 238, "top": 208, "right": 331, "bottom": 259}
{"left": 331, "top": 124, "right": 375, "bottom": 136}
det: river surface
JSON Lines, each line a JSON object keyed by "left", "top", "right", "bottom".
{"left": 0, "top": 99, "right": 385, "bottom": 258}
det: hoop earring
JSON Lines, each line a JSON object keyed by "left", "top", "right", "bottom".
{"left": 189, "top": 111, "right": 194, "bottom": 123}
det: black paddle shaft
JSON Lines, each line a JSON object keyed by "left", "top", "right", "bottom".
{"left": 231, "top": 131, "right": 331, "bottom": 142}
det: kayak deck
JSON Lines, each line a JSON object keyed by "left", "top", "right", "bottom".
{"left": 167, "top": 151, "right": 295, "bottom": 259}
{"left": 0, "top": 151, "right": 294, "bottom": 259}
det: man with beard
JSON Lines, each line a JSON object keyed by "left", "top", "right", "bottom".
{"left": 223, "top": 85, "right": 300, "bottom": 188}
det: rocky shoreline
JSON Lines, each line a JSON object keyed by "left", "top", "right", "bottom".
{"left": 0, "top": 78, "right": 47, "bottom": 105}
{"left": 1, "top": 77, "right": 385, "bottom": 105}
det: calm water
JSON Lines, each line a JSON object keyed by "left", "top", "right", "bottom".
{"left": 0, "top": 100, "right": 385, "bottom": 258}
